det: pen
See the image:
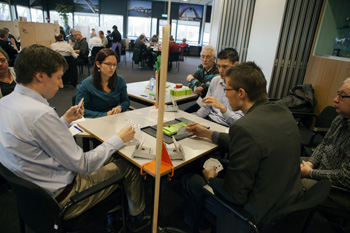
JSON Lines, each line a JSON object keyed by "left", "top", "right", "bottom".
{"left": 140, "top": 95, "right": 148, "bottom": 97}
{"left": 74, "top": 126, "right": 83, "bottom": 133}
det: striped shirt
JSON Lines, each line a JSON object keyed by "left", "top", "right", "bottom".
{"left": 308, "top": 115, "right": 350, "bottom": 189}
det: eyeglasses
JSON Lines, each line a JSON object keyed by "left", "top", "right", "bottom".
{"left": 102, "top": 63, "right": 117, "bottom": 68}
{"left": 0, "top": 58, "right": 7, "bottom": 64}
{"left": 217, "top": 65, "right": 233, "bottom": 70}
{"left": 223, "top": 88, "right": 239, "bottom": 92}
{"left": 337, "top": 91, "right": 350, "bottom": 101}
{"left": 201, "top": 55, "right": 212, "bottom": 60}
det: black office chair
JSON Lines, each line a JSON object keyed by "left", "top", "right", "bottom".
{"left": 120, "top": 45, "right": 127, "bottom": 66}
{"left": 0, "top": 162, "right": 126, "bottom": 233}
{"left": 195, "top": 179, "right": 331, "bottom": 233}
{"left": 129, "top": 40, "right": 135, "bottom": 57}
{"left": 89, "top": 46, "right": 104, "bottom": 64}
{"left": 62, "top": 56, "right": 78, "bottom": 86}
{"left": 169, "top": 52, "right": 180, "bottom": 72}
{"left": 132, "top": 48, "right": 144, "bottom": 70}
{"left": 316, "top": 185, "right": 350, "bottom": 233}
{"left": 299, "top": 106, "right": 338, "bottom": 153}
{"left": 77, "top": 56, "right": 90, "bottom": 76}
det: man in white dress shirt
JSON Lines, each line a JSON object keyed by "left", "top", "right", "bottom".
{"left": 0, "top": 44, "right": 150, "bottom": 232}
{"left": 50, "top": 33, "right": 77, "bottom": 58}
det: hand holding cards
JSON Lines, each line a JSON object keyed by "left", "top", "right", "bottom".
{"left": 203, "top": 158, "right": 223, "bottom": 173}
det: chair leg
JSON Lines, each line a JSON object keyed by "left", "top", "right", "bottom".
{"left": 87, "top": 63, "right": 90, "bottom": 76}
{"left": 193, "top": 194, "right": 205, "bottom": 233}
{"left": 19, "top": 214, "right": 25, "bottom": 233}
{"left": 121, "top": 185, "right": 126, "bottom": 233}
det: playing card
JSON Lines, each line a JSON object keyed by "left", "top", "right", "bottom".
{"left": 177, "top": 126, "right": 187, "bottom": 135}
{"left": 203, "top": 158, "right": 223, "bottom": 173}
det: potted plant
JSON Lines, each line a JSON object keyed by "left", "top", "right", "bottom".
{"left": 56, "top": 4, "right": 73, "bottom": 32}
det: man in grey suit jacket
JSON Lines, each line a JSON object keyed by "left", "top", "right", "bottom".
{"left": 183, "top": 62, "right": 304, "bottom": 232}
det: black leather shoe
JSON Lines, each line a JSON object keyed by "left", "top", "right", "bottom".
{"left": 106, "top": 211, "right": 122, "bottom": 233}
{"left": 128, "top": 212, "right": 151, "bottom": 232}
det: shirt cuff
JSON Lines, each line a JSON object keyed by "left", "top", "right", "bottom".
{"left": 211, "top": 131, "right": 220, "bottom": 144}
{"left": 104, "top": 134, "right": 124, "bottom": 151}
{"left": 60, "top": 116, "right": 71, "bottom": 128}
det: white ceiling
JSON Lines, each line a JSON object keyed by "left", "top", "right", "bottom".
{"left": 153, "top": 0, "right": 212, "bottom": 6}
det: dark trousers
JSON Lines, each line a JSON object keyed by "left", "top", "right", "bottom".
{"left": 181, "top": 174, "right": 252, "bottom": 232}
{"left": 184, "top": 103, "right": 200, "bottom": 113}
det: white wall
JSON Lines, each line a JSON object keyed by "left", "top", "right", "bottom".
{"left": 246, "top": 0, "right": 286, "bottom": 89}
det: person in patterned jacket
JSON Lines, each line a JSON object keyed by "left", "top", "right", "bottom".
{"left": 185, "top": 45, "right": 219, "bottom": 113}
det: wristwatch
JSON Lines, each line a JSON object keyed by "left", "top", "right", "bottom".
{"left": 308, "top": 169, "right": 313, "bottom": 178}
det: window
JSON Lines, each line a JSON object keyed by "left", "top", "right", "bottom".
{"left": 74, "top": 13, "right": 99, "bottom": 28}
{"left": 151, "top": 18, "right": 157, "bottom": 38}
{"left": 100, "top": 14, "right": 123, "bottom": 37}
{"left": 176, "top": 20, "right": 200, "bottom": 45}
{"left": 17, "top": 5, "right": 30, "bottom": 21}
{"left": 49, "top": 10, "right": 73, "bottom": 28}
{"left": 128, "top": 16, "right": 151, "bottom": 39}
{"left": 158, "top": 19, "right": 179, "bottom": 42}
{"left": 203, "top": 22, "right": 210, "bottom": 45}
{"left": 30, "top": 8, "right": 43, "bottom": 23}
{"left": 0, "top": 3, "right": 11, "bottom": 21}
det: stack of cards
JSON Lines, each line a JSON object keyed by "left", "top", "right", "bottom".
{"left": 203, "top": 158, "right": 223, "bottom": 173}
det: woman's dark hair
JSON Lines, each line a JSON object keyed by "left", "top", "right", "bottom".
{"left": 15, "top": 44, "right": 67, "bottom": 84}
{"left": 93, "top": 48, "right": 118, "bottom": 90}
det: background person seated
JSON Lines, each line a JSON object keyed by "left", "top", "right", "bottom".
{"left": 150, "top": 35, "right": 158, "bottom": 45}
{"left": 76, "top": 48, "right": 130, "bottom": 118}
{"left": 73, "top": 31, "right": 89, "bottom": 65}
{"left": 185, "top": 45, "right": 219, "bottom": 113}
{"left": 0, "top": 48, "right": 16, "bottom": 99}
{"left": 0, "top": 28, "right": 18, "bottom": 66}
{"left": 134, "top": 34, "right": 154, "bottom": 69}
{"left": 50, "top": 33, "right": 77, "bottom": 58}
{"left": 68, "top": 28, "right": 76, "bottom": 45}
{"left": 99, "top": 30, "right": 108, "bottom": 47}
{"left": 168, "top": 35, "right": 179, "bottom": 71}
{"left": 179, "top": 38, "right": 187, "bottom": 60}
{"left": 89, "top": 31, "right": 103, "bottom": 51}
{"left": 3, "top": 28, "right": 20, "bottom": 50}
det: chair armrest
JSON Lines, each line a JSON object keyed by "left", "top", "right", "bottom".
{"left": 291, "top": 111, "right": 317, "bottom": 118}
{"left": 69, "top": 173, "right": 125, "bottom": 204}
{"left": 312, "top": 127, "right": 329, "bottom": 134}
{"left": 331, "top": 185, "right": 350, "bottom": 193}
{"left": 57, "top": 173, "right": 125, "bottom": 231}
{"left": 202, "top": 186, "right": 253, "bottom": 222}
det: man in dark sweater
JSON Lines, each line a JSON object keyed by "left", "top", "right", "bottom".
{"left": 73, "top": 31, "right": 89, "bottom": 65}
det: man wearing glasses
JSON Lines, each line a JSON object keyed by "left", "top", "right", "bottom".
{"left": 300, "top": 78, "right": 350, "bottom": 209}
{"left": 194, "top": 48, "right": 243, "bottom": 126}
{"left": 73, "top": 31, "right": 89, "bottom": 66}
{"left": 186, "top": 45, "right": 219, "bottom": 113}
{"left": 183, "top": 62, "right": 303, "bottom": 232}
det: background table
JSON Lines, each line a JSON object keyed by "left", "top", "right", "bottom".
{"left": 78, "top": 106, "right": 228, "bottom": 177}
{"left": 126, "top": 81, "right": 198, "bottom": 106}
